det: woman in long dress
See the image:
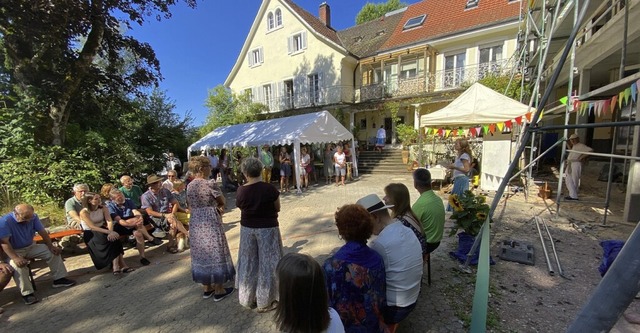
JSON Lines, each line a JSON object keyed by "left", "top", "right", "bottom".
{"left": 187, "top": 156, "right": 235, "bottom": 300}
{"left": 236, "top": 157, "right": 283, "bottom": 313}
{"left": 79, "top": 192, "right": 129, "bottom": 274}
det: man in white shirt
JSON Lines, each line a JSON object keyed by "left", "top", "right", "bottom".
{"left": 208, "top": 149, "right": 220, "bottom": 180}
{"left": 564, "top": 133, "right": 593, "bottom": 200}
{"left": 376, "top": 125, "right": 386, "bottom": 152}
{"left": 356, "top": 193, "right": 423, "bottom": 330}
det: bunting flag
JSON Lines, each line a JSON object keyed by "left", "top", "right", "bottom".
{"left": 618, "top": 92, "right": 624, "bottom": 109}
{"left": 504, "top": 120, "right": 512, "bottom": 130}
{"left": 483, "top": 125, "right": 489, "bottom": 134}
{"left": 595, "top": 101, "right": 602, "bottom": 118}
{"left": 573, "top": 99, "right": 580, "bottom": 112}
{"left": 445, "top": 129, "right": 452, "bottom": 137}
{"left": 624, "top": 87, "right": 631, "bottom": 105}
{"left": 489, "top": 124, "right": 496, "bottom": 134}
{"left": 525, "top": 112, "right": 532, "bottom": 122}
{"left": 603, "top": 99, "right": 610, "bottom": 115}
{"left": 496, "top": 122, "right": 504, "bottom": 132}
{"left": 632, "top": 82, "right": 637, "bottom": 102}
{"left": 611, "top": 95, "right": 618, "bottom": 113}
{"left": 515, "top": 116, "right": 523, "bottom": 125}
{"left": 458, "top": 129, "right": 465, "bottom": 136}
{"left": 475, "top": 126, "right": 482, "bottom": 135}
{"left": 559, "top": 96, "right": 568, "bottom": 105}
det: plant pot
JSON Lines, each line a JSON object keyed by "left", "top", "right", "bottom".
{"left": 449, "top": 232, "right": 495, "bottom": 265}
{"left": 401, "top": 150, "right": 409, "bottom": 164}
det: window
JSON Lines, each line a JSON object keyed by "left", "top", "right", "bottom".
{"left": 465, "top": 0, "right": 479, "bottom": 9}
{"left": 400, "top": 58, "right": 419, "bottom": 79}
{"left": 267, "top": 13, "right": 274, "bottom": 31}
{"left": 263, "top": 84, "right": 272, "bottom": 105}
{"left": 444, "top": 52, "right": 466, "bottom": 88}
{"left": 248, "top": 47, "right": 264, "bottom": 67}
{"left": 479, "top": 44, "right": 503, "bottom": 78}
{"left": 244, "top": 88, "right": 253, "bottom": 102}
{"left": 360, "top": 118, "right": 367, "bottom": 130}
{"left": 288, "top": 32, "right": 307, "bottom": 54}
{"left": 403, "top": 14, "right": 426, "bottom": 30}
{"left": 283, "top": 80, "right": 294, "bottom": 109}
{"left": 275, "top": 9, "right": 282, "bottom": 27}
{"left": 308, "top": 74, "right": 319, "bottom": 104}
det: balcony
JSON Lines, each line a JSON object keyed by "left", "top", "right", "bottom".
{"left": 253, "top": 85, "right": 355, "bottom": 113}
{"left": 356, "top": 59, "right": 514, "bottom": 102}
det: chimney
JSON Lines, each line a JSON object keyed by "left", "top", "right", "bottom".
{"left": 319, "top": 2, "right": 331, "bottom": 28}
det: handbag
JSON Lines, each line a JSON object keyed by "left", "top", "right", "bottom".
{"left": 305, "top": 164, "right": 313, "bottom": 174}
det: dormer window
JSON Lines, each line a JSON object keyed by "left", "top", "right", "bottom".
{"left": 403, "top": 14, "right": 426, "bottom": 30}
{"left": 466, "top": 0, "right": 479, "bottom": 9}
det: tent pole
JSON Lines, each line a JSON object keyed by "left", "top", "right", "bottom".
{"left": 351, "top": 137, "right": 358, "bottom": 177}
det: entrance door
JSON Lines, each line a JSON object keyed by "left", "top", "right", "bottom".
{"left": 384, "top": 117, "right": 393, "bottom": 144}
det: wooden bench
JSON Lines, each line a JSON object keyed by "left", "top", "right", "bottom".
{"left": 33, "top": 229, "right": 83, "bottom": 243}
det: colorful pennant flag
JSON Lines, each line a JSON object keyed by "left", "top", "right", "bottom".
{"left": 489, "top": 124, "right": 496, "bottom": 134}
{"left": 611, "top": 95, "right": 618, "bottom": 113}
{"left": 505, "top": 120, "right": 512, "bottom": 130}
{"left": 515, "top": 116, "right": 523, "bottom": 125}
{"left": 496, "top": 123, "right": 504, "bottom": 132}
{"left": 631, "top": 82, "right": 637, "bottom": 102}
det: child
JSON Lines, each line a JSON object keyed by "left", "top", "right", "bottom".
{"left": 171, "top": 179, "right": 190, "bottom": 252}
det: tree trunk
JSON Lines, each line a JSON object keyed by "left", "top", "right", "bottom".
{"left": 49, "top": 101, "right": 69, "bottom": 146}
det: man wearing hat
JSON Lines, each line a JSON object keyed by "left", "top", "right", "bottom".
{"left": 356, "top": 193, "right": 423, "bottom": 330}
{"left": 259, "top": 144, "right": 274, "bottom": 183}
{"left": 564, "top": 133, "right": 593, "bottom": 200}
{"left": 141, "top": 175, "right": 188, "bottom": 252}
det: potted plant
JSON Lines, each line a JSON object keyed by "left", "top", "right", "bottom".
{"left": 396, "top": 124, "right": 417, "bottom": 164}
{"left": 448, "top": 190, "right": 492, "bottom": 264}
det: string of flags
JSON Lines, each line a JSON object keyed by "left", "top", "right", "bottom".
{"left": 562, "top": 79, "right": 639, "bottom": 118}
{"left": 424, "top": 112, "right": 533, "bottom": 137}
{"left": 424, "top": 78, "right": 639, "bottom": 138}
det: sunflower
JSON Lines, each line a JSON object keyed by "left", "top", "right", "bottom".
{"left": 449, "top": 194, "right": 464, "bottom": 211}
{"left": 477, "top": 195, "right": 486, "bottom": 204}
{"left": 476, "top": 212, "right": 487, "bottom": 221}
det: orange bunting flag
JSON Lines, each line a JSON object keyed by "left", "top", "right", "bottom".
{"left": 515, "top": 116, "right": 523, "bottom": 125}
{"left": 496, "top": 122, "right": 504, "bottom": 132}
{"left": 505, "top": 120, "right": 512, "bottom": 130}
{"left": 573, "top": 99, "right": 580, "bottom": 112}
{"left": 610, "top": 95, "right": 618, "bottom": 113}
{"left": 489, "top": 124, "right": 496, "bottom": 134}
{"left": 525, "top": 112, "right": 532, "bottom": 122}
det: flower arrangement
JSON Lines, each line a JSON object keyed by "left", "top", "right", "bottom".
{"left": 448, "top": 190, "right": 491, "bottom": 237}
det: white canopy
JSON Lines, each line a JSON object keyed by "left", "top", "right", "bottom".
{"left": 189, "top": 111, "right": 357, "bottom": 192}
{"left": 420, "top": 83, "right": 531, "bottom": 127}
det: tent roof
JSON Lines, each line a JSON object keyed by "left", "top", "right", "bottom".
{"left": 189, "top": 111, "right": 353, "bottom": 151}
{"left": 420, "top": 83, "right": 531, "bottom": 127}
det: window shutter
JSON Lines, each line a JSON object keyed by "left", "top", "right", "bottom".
{"left": 302, "top": 31, "right": 307, "bottom": 50}
{"left": 251, "top": 87, "right": 257, "bottom": 102}
{"left": 259, "top": 47, "right": 264, "bottom": 64}
{"left": 318, "top": 72, "right": 324, "bottom": 103}
{"left": 248, "top": 52, "right": 254, "bottom": 67}
{"left": 287, "top": 36, "right": 293, "bottom": 55}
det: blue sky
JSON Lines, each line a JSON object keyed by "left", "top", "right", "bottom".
{"left": 127, "top": 0, "right": 418, "bottom": 127}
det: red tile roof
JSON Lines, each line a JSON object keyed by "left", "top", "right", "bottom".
{"left": 382, "top": 0, "right": 521, "bottom": 51}
{"left": 283, "top": 0, "right": 344, "bottom": 48}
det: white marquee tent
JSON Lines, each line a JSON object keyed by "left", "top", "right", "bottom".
{"left": 420, "top": 82, "right": 531, "bottom": 127}
{"left": 188, "top": 111, "right": 357, "bottom": 192}
{"left": 420, "top": 83, "right": 532, "bottom": 191}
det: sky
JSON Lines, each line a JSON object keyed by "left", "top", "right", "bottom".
{"left": 127, "top": 0, "right": 419, "bottom": 127}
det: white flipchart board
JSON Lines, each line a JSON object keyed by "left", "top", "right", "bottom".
{"left": 480, "top": 133, "right": 512, "bottom": 191}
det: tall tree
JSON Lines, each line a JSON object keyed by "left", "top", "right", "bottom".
{"left": 200, "top": 85, "right": 268, "bottom": 136}
{"left": 355, "top": 0, "right": 407, "bottom": 25}
{"left": 0, "top": 0, "right": 197, "bottom": 146}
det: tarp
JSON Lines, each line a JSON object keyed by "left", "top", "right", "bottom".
{"left": 189, "top": 111, "right": 353, "bottom": 150}
{"left": 188, "top": 111, "right": 357, "bottom": 192}
{"left": 420, "top": 83, "right": 531, "bottom": 127}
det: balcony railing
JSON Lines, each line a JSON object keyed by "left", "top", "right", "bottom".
{"left": 253, "top": 85, "right": 355, "bottom": 113}
{"left": 356, "top": 59, "right": 514, "bottom": 102}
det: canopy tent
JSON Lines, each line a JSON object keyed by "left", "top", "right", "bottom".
{"left": 420, "top": 82, "right": 531, "bottom": 127}
{"left": 419, "top": 83, "right": 532, "bottom": 191}
{"left": 188, "top": 111, "right": 357, "bottom": 192}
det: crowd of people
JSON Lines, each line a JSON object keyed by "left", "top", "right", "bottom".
{"left": 0, "top": 146, "right": 446, "bottom": 332}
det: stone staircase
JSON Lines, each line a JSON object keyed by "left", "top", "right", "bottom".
{"left": 356, "top": 149, "right": 409, "bottom": 175}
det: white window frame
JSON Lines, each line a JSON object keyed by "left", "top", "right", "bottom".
{"left": 478, "top": 43, "right": 504, "bottom": 78}
{"left": 267, "top": 12, "right": 275, "bottom": 31}
{"left": 275, "top": 8, "right": 283, "bottom": 28}
{"left": 288, "top": 31, "right": 307, "bottom": 55}
{"left": 403, "top": 14, "right": 426, "bottom": 31}
{"left": 444, "top": 51, "right": 466, "bottom": 88}
{"left": 308, "top": 73, "right": 320, "bottom": 104}
{"left": 248, "top": 47, "right": 264, "bottom": 68}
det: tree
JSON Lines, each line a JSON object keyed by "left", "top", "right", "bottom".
{"left": 356, "top": 0, "right": 407, "bottom": 25}
{"left": 200, "top": 85, "right": 268, "bottom": 136}
{"left": 0, "top": 0, "right": 197, "bottom": 146}
{"left": 472, "top": 74, "right": 532, "bottom": 103}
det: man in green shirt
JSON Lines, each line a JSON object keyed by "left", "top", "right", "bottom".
{"left": 64, "top": 183, "right": 89, "bottom": 230}
{"left": 411, "top": 168, "right": 445, "bottom": 253}
{"left": 119, "top": 175, "right": 143, "bottom": 208}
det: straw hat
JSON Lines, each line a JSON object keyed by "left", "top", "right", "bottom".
{"left": 146, "top": 174, "right": 164, "bottom": 185}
